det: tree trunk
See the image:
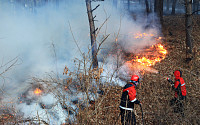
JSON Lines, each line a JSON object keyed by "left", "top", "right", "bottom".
{"left": 185, "top": 0, "right": 193, "bottom": 61}
{"left": 159, "top": 0, "right": 164, "bottom": 23}
{"left": 145, "top": 0, "right": 150, "bottom": 15}
{"left": 166, "top": 0, "right": 170, "bottom": 11}
{"left": 86, "top": 0, "right": 98, "bottom": 69}
{"left": 128, "top": 0, "right": 130, "bottom": 11}
{"left": 193, "top": 0, "right": 199, "bottom": 14}
{"left": 154, "top": 0, "right": 163, "bottom": 23}
{"left": 33, "top": 0, "right": 37, "bottom": 13}
{"left": 171, "top": 0, "right": 177, "bottom": 15}
{"left": 149, "top": 0, "right": 153, "bottom": 12}
{"left": 154, "top": 0, "right": 158, "bottom": 12}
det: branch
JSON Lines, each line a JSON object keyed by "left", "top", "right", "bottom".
{"left": 192, "top": 10, "right": 200, "bottom": 15}
{"left": 68, "top": 22, "right": 83, "bottom": 57}
{"left": 17, "top": 119, "right": 49, "bottom": 125}
{"left": 91, "top": 4, "right": 100, "bottom": 12}
{"left": 93, "top": 15, "right": 96, "bottom": 19}
{"left": 96, "top": 15, "right": 110, "bottom": 37}
{"left": 97, "top": 34, "right": 110, "bottom": 54}
{"left": 92, "top": 0, "right": 104, "bottom": 1}
{"left": 95, "top": 28, "right": 98, "bottom": 32}
{"left": 0, "top": 57, "right": 19, "bottom": 76}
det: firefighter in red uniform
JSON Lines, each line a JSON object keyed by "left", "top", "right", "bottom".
{"left": 167, "top": 70, "right": 186, "bottom": 117}
{"left": 119, "top": 75, "right": 141, "bottom": 125}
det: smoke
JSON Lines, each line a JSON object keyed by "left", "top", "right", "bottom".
{"left": 0, "top": 0, "right": 162, "bottom": 124}
{"left": 0, "top": 1, "right": 91, "bottom": 124}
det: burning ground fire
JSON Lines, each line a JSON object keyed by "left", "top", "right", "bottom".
{"left": 132, "top": 44, "right": 167, "bottom": 66}
{"left": 125, "top": 33, "right": 167, "bottom": 74}
{"left": 34, "top": 88, "right": 42, "bottom": 95}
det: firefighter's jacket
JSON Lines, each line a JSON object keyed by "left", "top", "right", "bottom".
{"left": 119, "top": 82, "right": 139, "bottom": 110}
{"left": 173, "top": 77, "right": 186, "bottom": 99}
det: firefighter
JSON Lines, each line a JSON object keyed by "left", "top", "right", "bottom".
{"left": 167, "top": 70, "right": 186, "bottom": 117}
{"left": 119, "top": 75, "right": 141, "bottom": 125}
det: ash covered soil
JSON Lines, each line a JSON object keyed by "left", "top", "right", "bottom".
{"left": 78, "top": 15, "right": 200, "bottom": 125}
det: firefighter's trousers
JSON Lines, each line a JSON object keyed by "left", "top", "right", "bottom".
{"left": 170, "top": 96, "right": 186, "bottom": 117}
{"left": 120, "top": 108, "right": 136, "bottom": 125}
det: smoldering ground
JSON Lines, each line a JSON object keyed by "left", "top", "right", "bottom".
{"left": 0, "top": 0, "right": 162, "bottom": 124}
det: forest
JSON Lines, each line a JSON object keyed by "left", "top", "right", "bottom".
{"left": 0, "top": 0, "right": 200, "bottom": 125}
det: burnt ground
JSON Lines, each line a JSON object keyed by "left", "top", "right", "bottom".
{"left": 77, "top": 15, "right": 200, "bottom": 125}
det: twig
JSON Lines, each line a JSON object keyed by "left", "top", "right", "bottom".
{"left": 51, "top": 42, "right": 59, "bottom": 79}
{"left": 17, "top": 119, "right": 49, "bottom": 125}
{"left": 68, "top": 22, "right": 83, "bottom": 57}
{"left": 192, "top": 10, "right": 200, "bottom": 15}
{"left": 0, "top": 57, "right": 19, "bottom": 76}
{"left": 96, "top": 16, "right": 110, "bottom": 37}
{"left": 97, "top": 34, "right": 110, "bottom": 54}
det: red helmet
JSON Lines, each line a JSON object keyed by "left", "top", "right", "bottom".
{"left": 131, "top": 75, "right": 140, "bottom": 82}
{"left": 174, "top": 70, "right": 182, "bottom": 79}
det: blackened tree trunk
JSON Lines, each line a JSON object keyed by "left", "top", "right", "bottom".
{"left": 145, "top": 0, "right": 150, "bottom": 15}
{"left": 154, "top": 0, "right": 158, "bottom": 12}
{"left": 166, "top": 0, "right": 170, "bottom": 11}
{"left": 193, "top": 0, "right": 199, "bottom": 14}
{"left": 149, "top": 0, "right": 153, "bottom": 12}
{"left": 171, "top": 0, "right": 177, "bottom": 15}
{"left": 154, "top": 0, "right": 163, "bottom": 24}
{"left": 86, "top": 0, "right": 98, "bottom": 69}
{"left": 159, "top": 0, "right": 164, "bottom": 23}
{"left": 185, "top": 0, "right": 193, "bottom": 61}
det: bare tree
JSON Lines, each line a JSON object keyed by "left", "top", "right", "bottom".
{"left": 185, "top": 0, "right": 193, "bottom": 61}
{"left": 145, "top": 0, "right": 150, "bottom": 15}
{"left": 166, "top": 0, "right": 170, "bottom": 11}
{"left": 85, "top": 0, "right": 100, "bottom": 69}
{"left": 154, "top": 0, "right": 163, "bottom": 23}
{"left": 171, "top": 0, "right": 177, "bottom": 14}
{"left": 159, "top": 0, "right": 164, "bottom": 23}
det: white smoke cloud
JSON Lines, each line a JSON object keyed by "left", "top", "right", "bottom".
{"left": 0, "top": 0, "right": 161, "bottom": 124}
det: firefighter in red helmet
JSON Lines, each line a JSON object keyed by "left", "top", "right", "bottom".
{"left": 167, "top": 70, "right": 187, "bottom": 117}
{"left": 119, "top": 75, "right": 141, "bottom": 125}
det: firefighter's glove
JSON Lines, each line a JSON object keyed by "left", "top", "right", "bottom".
{"left": 167, "top": 78, "right": 174, "bottom": 85}
{"left": 167, "top": 78, "right": 171, "bottom": 82}
{"left": 134, "top": 100, "right": 140, "bottom": 104}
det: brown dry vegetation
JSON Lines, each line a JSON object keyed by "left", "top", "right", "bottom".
{"left": 77, "top": 15, "right": 200, "bottom": 125}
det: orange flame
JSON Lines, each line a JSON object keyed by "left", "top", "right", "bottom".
{"left": 126, "top": 32, "right": 167, "bottom": 73}
{"left": 134, "top": 32, "right": 154, "bottom": 39}
{"left": 34, "top": 88, "right": 42, "bottom": 95}
{"left": 132, "top": 44, "right": 167, "bottom": 67}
